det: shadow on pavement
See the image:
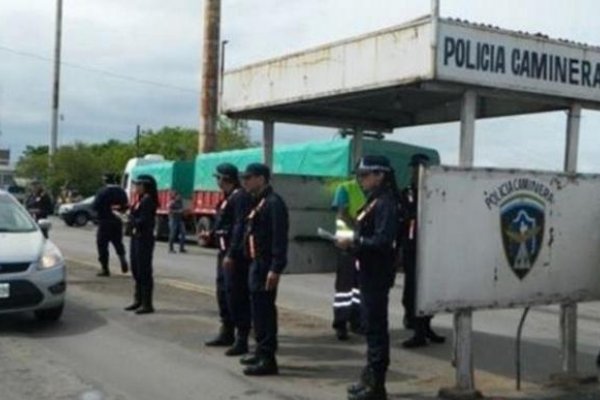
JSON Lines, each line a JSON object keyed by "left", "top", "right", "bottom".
{"left": 0, "top": 300, "right": 107, "bottom": 339}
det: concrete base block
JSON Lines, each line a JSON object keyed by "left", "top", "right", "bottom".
{"left": 438, "top": 387, "right": 483, "bottom": 400}
{"left": 548, "top": 372, "right": 598, "bottom": 387}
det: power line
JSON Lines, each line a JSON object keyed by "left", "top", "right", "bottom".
{"left": 0, "top": 44, "right": 200, "bottom": 95}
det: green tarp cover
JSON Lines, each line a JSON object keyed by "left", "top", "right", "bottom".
{"left": 132, "top": 161, "right": 195, "bottom": 197}
{"left": 193, "top": 138, "right": 439, "bottom": 192}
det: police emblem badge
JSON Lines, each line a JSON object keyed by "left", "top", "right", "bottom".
{"left": 499, "top": 195, "right": 545, "bottom": 279}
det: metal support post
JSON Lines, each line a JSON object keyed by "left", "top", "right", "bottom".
{"left": 49, "top": 0, "right": 63, "bottom": 165}
{"left": 352, "top": 128, "right": 364, "bottom": 166}
{"left": 263, "top": 120, "right": 274, "bottom": 169}
{"left": 440, "top": 90, "right": 482, "bottom": 400}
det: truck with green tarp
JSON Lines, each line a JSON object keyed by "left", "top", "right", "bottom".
{"left": 192, "top": 138, "right": 439, "bottom": 264}
{"left": 131, "top": 160, "right": 195, "bottom": 238}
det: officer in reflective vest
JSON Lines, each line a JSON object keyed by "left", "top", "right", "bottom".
{"left": 400, "top": 154, "right": 445, "bottom": 348}
{"left": 205, "top": 163, "right": 253, "bottom": 357}
{"left": 337, "top": 155, "right": 399, "bottom": 400}
{"left": 240, "top": 163, "right": 289, "bottom": 376}
{"left": 332, "top": 179, "right": 366, "bottom": 340}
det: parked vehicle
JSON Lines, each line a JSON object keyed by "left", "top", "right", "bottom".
{"left": 0, "top": 190, "right": 66, "bottom": 322}
{"left": 130, "top": 161, "right": 195, "bottom": 240}
{"left": 5, "top": 184, "right": 26, "bottom": 204}
{"left": 191, "top": 138, "right": 440, "bottom": 246}
{"left": 122, "top": 154, "right": 165, "bottom": 201}
{"left": 58, "top": 196, "right": 97, "bottom": 227}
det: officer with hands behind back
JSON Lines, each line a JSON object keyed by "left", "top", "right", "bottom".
{"left": 239, "top": 163, "right": 289, "bottom": 376}
{"left": 337, "top": 155, "right": 399, "bottom": 400}
{"left": 205, "top": 163, "right": 253, "bottom": 357}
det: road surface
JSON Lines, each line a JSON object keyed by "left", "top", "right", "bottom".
{"left": 1, "top": 219, "right": 599, "bottom": 399}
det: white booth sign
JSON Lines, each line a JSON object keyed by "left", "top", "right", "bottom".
{"left": 416, "top": 166, "right": 600, "bottom": 315}
{"left": 437, "top": 20, "right": 600, "bottom": 103}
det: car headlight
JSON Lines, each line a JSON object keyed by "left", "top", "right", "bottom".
{"left": 39, "top": 242, "right": 64, "bottom": 269}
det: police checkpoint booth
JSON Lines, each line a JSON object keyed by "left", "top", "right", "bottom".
{"left": 222, "top": 4, "right": 600, "bottom": 398}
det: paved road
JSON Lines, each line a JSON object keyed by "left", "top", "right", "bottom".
{"left": 1, "top": 219, "right": 599, "bottom": 399}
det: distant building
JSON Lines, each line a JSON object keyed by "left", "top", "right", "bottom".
{"left": 0, "top": 149, "right": 9, "bottom": 166}
{"left": 0, "top": 149, "right": 15, "bottom": 187}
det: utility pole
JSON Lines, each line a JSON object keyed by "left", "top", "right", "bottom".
{"left": 199, "top": 0, "right": 221, "bottom": 153}
{"left": 135, "top": 125, "right": 141, "bottom": 157}
{"left": 49, "top": 0, "right": 63, "bottom": 165}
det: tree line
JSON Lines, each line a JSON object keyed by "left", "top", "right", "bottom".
{"left": 16, "top": 118, "right": 256, "bottom": 197}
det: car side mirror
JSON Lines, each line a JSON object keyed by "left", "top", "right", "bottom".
{"left": 38, "top": 219, "right": 52, "bottom": 235}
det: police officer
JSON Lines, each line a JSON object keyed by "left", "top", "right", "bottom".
{"left": 125, "top": 175, "right": 158, "bottom": 315}
{"left": 400, "top": 154, "right": 445, "bottom": 348}
{"left": 239, "top": 163, "right": 289, "bottom": 376}
{"left": 205, "top": 163, "right": 253, "bottom": 356}
{"left": 337, "top": 155, "right": 398, "bottom": 400}
{"left": 93, "top": 173, "right": 129, "bottom": 277}
{"left": 331, "top": 178, "right": 366, "bottom": 340}
{"left": 25, "top": 181, "right": 53, "bottom": 222}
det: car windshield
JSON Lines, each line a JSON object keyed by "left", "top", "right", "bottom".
{"left": 0, "top": 194, "right": 38, "bottom": 233}
{"left": 81, "top": 196, "right": 95, "bottom": 205}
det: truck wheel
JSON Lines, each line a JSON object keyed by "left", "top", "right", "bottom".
{"left": 196, "top": 217, "right": 213, "bottom": 247}
{"left": 154, "top": 215, "right": 169, "bottom": 241}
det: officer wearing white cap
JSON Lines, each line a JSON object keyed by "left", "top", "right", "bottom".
{"left": 205, "top": 163, "right": 253, "bottom": 357}
{"left": 337, "top": 155, "right": 399, "bottom": 400}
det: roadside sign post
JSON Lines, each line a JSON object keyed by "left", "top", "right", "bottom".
{"left": 440, "top": 90, "right": 482, "bottom": 400}
{"left": 558, "top": 103, "right": 581, "bottom": 379}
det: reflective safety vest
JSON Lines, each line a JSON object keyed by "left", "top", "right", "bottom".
{"left": 335, "top": 180, "right": 366, "bottom": 239}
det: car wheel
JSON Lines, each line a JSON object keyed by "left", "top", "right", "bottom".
{"left": 73, "top": 212, "right": 89, "bottom": 227}
{"left": 34, "top": 303, "right": 64, "bottom": 322}
{"left": 196, "top": 216, "right": 213, "bottom": 247}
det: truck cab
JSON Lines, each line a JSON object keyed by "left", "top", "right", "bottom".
{"left": 122, "top": 155, "right": 165, "bottom": 200}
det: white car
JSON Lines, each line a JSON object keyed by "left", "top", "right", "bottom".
{"left": 0, "top": 190, "right": 66, "bottom": 321}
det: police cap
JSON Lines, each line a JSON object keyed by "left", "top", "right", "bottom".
{"left": 356, "top": 155, "right": 392, "bottom": 173}
{"left": 214, "top": 163, "right": 239, "bottom": 181}
{"left": 241, "top": 163, "right": 271, "bottom": 180}
{"left": 132, "top": 174, "right": 156, "bottom": 185}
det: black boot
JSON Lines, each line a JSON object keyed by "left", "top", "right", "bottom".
{"left": 348, "top": 368, "right": 387, "bottom": 400}
{"left": 240, "top": 353, "right": 260, "bottom": 366}
{"left": 243, "top": 356, "right": 279, "bottom": 376}
{"left": 402, "top": 318, "right": 428, "bottom": 348}
{"left": 424, "top": 319, "right": 446, "bottom": 344}
{"left": 119, "top": 255, "right": 129, "bottom": 274}
{"left": 225, "top": 331, "right": 249, "bottom": 356}
{"left": 336, "top": 327, "right": 350, "bottom": 341}
{"left": 347, "top": 368, "right": 369, "bottom": 396}
{"left": 97, "top": 263, "right": 110, "bottom": 277}
{"left": 205, "top": 324, "right": 235, "bottom": 347}
{"left": 125, "top": 286, "right": 141, "bottom": 311}
{"left": 135, "top": 286, "right": 155, "bottom": 315}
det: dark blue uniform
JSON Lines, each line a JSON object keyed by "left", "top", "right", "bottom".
{"left": 245, "top": 186, "right": 289, "bottom": 361}
{"left": 129, "top": 194, "right": 157, "bottom": 311}
{"left": 93, "top": 185, "right": 129, "bottom": 274}
{"left": 213, "top": 187, "right": 253, "bottom": 341}
{"left": 353, "top": 187, "right": 398, "bottom": 390}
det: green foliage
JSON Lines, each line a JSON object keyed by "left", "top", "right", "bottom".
{"left": 15, "top": 119, "right": 253, "bottom": 196}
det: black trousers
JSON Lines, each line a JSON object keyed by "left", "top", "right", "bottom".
{"left": 130, "top": 235, "right": 155, "bottom": 300}
{"left": 333, "top": 251, "right": 362, "bottom": 331}
{"left": 249, "top": 260, "right": 278, "bottom": 359}
{"left": 402, "top": 243, "right": 431, "bottom": 328}
{"left": 215, "top": 253, "right": 251, "bottom": 334}
{"left": 97, "top": 219, "right": 126, "bottom": 270}
{"left": 362, "top": 287, "right": 390, "bottom": 383}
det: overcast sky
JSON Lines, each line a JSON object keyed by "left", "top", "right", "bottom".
{"left": 1, "top": 0, "right": 599, "bottom": 171}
